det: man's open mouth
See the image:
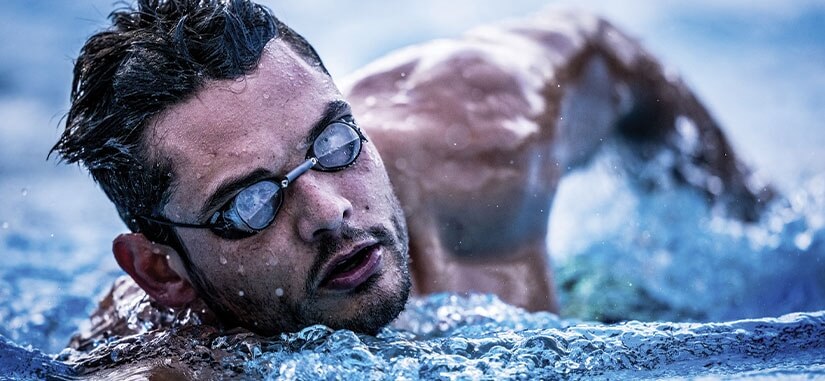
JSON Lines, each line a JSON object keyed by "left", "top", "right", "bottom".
{"left": 320, "top": 244, "right": 383, "bottom": 291}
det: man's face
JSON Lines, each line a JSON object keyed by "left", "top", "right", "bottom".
{"left": 146, "top": 39, "right": 410, "bottom": 334}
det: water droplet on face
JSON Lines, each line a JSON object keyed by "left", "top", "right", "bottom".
{"left": 263, "top": 92, "right": 270, "bottom": 99}
{"left": 152, "top": 248, "right": 161, "bottom": 254}
{"left": 275, "top": 288, "right": 284, "bottom": 297}
{"left": 238, "top": 290, "right": 245, "bottom": 297}
{"left": 20, "top": 188, "right": 28, "bottom": 197}
{"left": 219, "top": 256, "right": 227, "bottom": 265}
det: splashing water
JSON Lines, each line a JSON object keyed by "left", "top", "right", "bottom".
{"left": 550, "top": 147, "right": 825, "bottom": 324}
{"left": 5, "top": 294, "right": 821, "bottom": 379}
{"left": 1, "top": 149, "right": 825, "bottom": 378}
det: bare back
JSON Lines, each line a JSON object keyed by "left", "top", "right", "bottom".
{"left": 341, "top": 9, "right": 770, "bottom": 312}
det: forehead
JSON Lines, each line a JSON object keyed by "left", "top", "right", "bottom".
{"left": 146, "top": 39, "right": 339, "bottom": 216}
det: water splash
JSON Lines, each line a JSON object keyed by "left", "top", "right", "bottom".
{"left": 42, "top": 295, "right": 825, "bottom": 379}
{"left": 550, "top": 148, "right": 825, "bottom": 323}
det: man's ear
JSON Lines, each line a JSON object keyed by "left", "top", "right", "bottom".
{"left": 112, "top": 233, "right": 197, "bottom": 308}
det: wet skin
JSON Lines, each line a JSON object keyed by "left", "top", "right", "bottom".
{"left": 142, "top": 38, "right": 411, "bottom": 335}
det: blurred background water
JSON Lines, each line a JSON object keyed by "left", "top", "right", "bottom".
{"left": 0, "top": 1, "right": 824, "bottom": 378}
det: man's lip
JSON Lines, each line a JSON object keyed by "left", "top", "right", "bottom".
{"left": 318, "top": 241, "right": 382, "bottom": 291}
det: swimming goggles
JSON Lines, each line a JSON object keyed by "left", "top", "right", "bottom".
{"left": 143, "top": 119, "right": 365, "bottom": 239}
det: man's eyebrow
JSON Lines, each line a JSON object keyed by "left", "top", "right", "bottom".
{"left": 196, "top": 100, "right": 352, "bottom": 222}
{"left": 303, "top": 100, "right": 352, "bottom": 147}
{"left": 197, "top": 168, "right": 274, "bottom": 222}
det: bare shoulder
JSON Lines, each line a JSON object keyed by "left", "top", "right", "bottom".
{"left": 340, "top": 9, "right": 645, "bottom": 211}
{"left": 341, "top": 8, "right": 650, "bottom": 131}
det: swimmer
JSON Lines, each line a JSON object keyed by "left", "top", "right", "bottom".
{"left": 52, "top": 0, "right": 771, "bottom": 373}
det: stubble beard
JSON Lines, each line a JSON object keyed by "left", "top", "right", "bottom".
{"left": 189, "top": 200, "right": 412, "bottom": 336}
{"left": 295, "top": 208, "right": 412, "bottom": 335}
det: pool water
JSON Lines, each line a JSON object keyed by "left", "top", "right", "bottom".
{"left": 1, "top": 145, "right": 824, "bottom": 379}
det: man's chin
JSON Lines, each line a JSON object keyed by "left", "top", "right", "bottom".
{"left": 302, "top": 270, "right": 411, "bottom": 335}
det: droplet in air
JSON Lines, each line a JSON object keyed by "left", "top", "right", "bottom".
{"left": 21, "top": 188, "right": 28, "bottom": 197}
{"left": 238, "top": 264, "right": 245, "bottom": 274}
{"left": 795, "top": 231, "right": 813, "bottom": 250}
{"left": 1, "top": 222, "right": 8, "bottom": 229}
{"left": 219, "top": 256, "right": 228, "bottom": 265}
{"left": 238, "top": 290, "right": 245, "bottom": 297}
{"left": 263, "top": 92, "right": 270, "bottom": 99}
{"left": 275, "top": 288, "right": 284, "bottom": 297}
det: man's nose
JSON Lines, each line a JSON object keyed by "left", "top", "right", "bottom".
{"left": 292, "top": 175, "right": 353, "bottom": 242}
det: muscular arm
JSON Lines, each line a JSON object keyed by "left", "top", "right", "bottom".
{"left": 341, "top": 9, "right": 770, "bottom": 312}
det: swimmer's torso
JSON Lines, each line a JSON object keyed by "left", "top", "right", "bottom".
{"left": 343, "top": 10, "right": 645, "bottom": 311}
{"left": 342, "top": 8, "right": 770, "bottom": 311}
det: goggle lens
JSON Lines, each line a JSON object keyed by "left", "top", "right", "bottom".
{"left": 234, "top": 181, "right": 282, "bottom": 230}
{"left": 313, "top": 121, "right": 362, "bottom": 170}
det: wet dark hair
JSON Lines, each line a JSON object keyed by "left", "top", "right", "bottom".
{"left": 50, "top": 0, "right": 328, "bottom": 243}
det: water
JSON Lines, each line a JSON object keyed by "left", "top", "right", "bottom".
{"left": 3, "top": 297, "right": 825, "bottom": 379}
{"left": 2, "top": 146, "right": 825, "bottom": 379}
{"left": 2, "top": 1, "right": 825, "bottom": 379}
{"left": 552, "top": 149, "right": 825, "bottom": 324}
